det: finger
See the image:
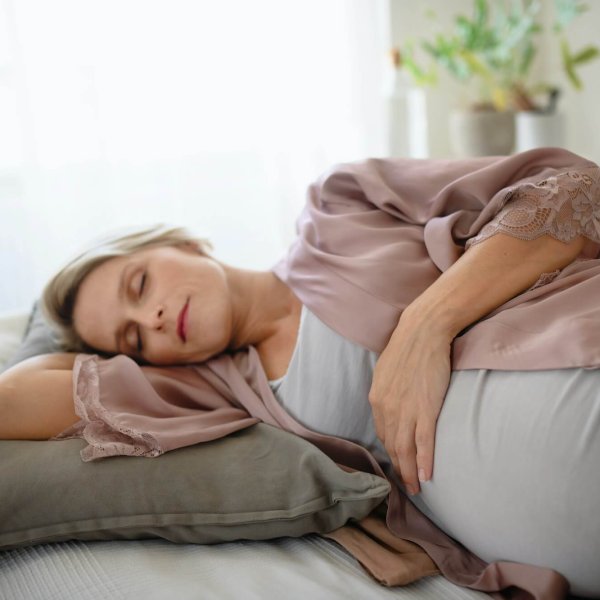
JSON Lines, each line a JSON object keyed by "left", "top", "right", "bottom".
{"left": 415, "top": 418, "right": 436, "bottom": 483}
{"left": 391, "top": 423, "right": 419, "bottom": 495}
{"left": 368, "top": 388, "right": 386, "bottom": 445}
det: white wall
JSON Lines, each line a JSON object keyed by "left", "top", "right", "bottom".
{"left": 0, "top": 0, "right": 390, "bottom": 313}
{"left": 389, "top": 0, "right": 600, "bottom": 163}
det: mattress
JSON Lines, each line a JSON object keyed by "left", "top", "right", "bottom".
{"left": 0, "top": 308, "right": 492, "bottom": 600}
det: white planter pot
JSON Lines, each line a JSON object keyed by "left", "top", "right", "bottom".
{"left": 449, "top": 109, "right": 515, "bottom": 157}
{"left": 516, "top": 111, "right": 565, "bottom": 152}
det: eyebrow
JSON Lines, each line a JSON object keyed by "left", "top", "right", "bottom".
{"left": 114, "top": 263, "right": 133, "bottom": 354}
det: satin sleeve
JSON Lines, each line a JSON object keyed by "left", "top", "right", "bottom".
{"left": 464, "top": 165, "right": 600, "bottom": 291}
{"left": 49, "top": 353, "right": 260, "bottom": 462}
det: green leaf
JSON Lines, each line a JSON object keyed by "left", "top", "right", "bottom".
{"left": 561, "top": 38, "right": 582, "bottom": 89}
{"left": 554, "top": 0, "right": 589, "bottom": 31}
{"left": 565, "top": 62, "right": 582, "bottom": 89}
{"left": 571, "top": 45, "right": 600, "bottom": 65}
{"left": 560, "top": 36, "right": 572, "bottom": 63}
{"left": 400, "top": 43, "right": 439, "bottom": 87}
{"left": 461, "top": 50, "right": 490, "bottom": 76}
{"left": 474, "top": 0, "right": 489, "bottom": 30}
{"left": 456, "top": 16, "right": 476, "bottom": 48}
{"left": 450, "top": 55, "right": 472, "bottom": 80}
{"left": 518, "top": 42, "right": 536, "bottom": 76}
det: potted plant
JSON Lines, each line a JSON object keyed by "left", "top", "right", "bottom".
{"left": 399, "top": 0, "right": 599, "bottom": 156}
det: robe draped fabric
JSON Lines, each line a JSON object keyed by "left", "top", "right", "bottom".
{"left": 53, "top": 147, "right": 600, "bottom": 600}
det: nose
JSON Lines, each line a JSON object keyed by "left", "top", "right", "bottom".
{"left": 139, "top": 306, "right": 165, "bottom": 331}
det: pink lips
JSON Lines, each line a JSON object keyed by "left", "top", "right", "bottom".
{"left": 177, "top": 299, "right": 189, "bottom": 343}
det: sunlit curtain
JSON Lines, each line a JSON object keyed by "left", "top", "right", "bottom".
{"left": 0, "top": 0, "right": 388, "bottom": 312}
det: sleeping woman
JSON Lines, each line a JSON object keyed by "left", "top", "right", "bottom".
{"left": 1, "top": 147, "right": 600, "bottom": 598}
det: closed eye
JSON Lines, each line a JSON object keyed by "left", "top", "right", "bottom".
{"left": 139, "top": 271, "right": 146, "bottom": 297}
{"left": 136, "top": 271, "right": 146, "bottom": 354}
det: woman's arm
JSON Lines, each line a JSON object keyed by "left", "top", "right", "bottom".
{"left": 0, "top": 353, "right": 80, "bottom": 440}
{"left": 369, "top": 231, "right": 586, "bottom": 496}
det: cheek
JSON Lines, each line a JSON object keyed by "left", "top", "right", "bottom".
{"left": 144, "top": 336, "right": 179, "bottom": 364}
{"left": 188, "top": 306, "right": 233, "bottom": 360}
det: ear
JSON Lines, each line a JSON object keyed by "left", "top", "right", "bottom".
{"left": 177, "top": 241, "right": 205, "bottom": 255}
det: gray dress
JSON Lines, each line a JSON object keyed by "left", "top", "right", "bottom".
{"left": 268, "top": 304, "right": 600, "bottom": 598}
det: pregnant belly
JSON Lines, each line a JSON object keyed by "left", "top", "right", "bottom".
{"left": 407, "top": 367, "right": 600, "bottom": 597}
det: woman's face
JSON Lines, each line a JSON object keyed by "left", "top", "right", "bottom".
{"left": 72, "top": 244, "right": 233, "bottom": 365}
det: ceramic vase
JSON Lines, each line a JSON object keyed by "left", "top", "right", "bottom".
{"left": 449, "top": 109, "right": 515, "bottom": 157}
{"left": 515, "top": 111, "right": 565, "bottom": 152}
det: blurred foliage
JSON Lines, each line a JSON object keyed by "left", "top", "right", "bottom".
{"left": 396, "top": 0, "right": 599, "bottom": 111}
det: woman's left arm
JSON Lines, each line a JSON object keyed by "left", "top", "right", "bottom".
{"left": 369, "top": 230, "right": 586, "bottom": 496}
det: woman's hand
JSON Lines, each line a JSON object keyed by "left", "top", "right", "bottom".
{"left": 367, "top": 228, "right": 589, "bottom": 496}
{"left": 368, "top": 313, "right": 453, "bottom": 496}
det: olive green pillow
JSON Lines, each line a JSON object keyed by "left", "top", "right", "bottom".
{"left": 0, "top": 423, "right": 390, "bottom": 550}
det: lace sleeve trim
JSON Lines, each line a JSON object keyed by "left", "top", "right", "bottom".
{"left": 49, "top": 354, "right": 163, "bottom": 462}
{"left": 464, "top": 166, "right": 600, "bottom": 291}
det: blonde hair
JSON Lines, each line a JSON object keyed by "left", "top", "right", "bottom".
{"left": 41, "top": 224, "right": 213, "bottom": 353}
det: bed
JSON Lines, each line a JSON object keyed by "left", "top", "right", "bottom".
{"left": 0, "top": 306, "right": 497, "bottom": 600}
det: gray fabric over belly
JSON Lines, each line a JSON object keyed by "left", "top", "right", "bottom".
{"left": 411, "top": 367, "right": 600, "bottom": 597}
{"left": 268, "top": 305, "right": 600, "bottom": 597}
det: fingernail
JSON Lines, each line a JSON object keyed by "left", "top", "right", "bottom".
{"left": 406, "top": 485, "right": 417, "bottom": 496}
{"left": 418, "top": 468, "right": 426, "bottom": 482}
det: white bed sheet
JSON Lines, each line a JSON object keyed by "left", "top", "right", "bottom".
{"left": 0, "top": 536, "right": 490, "bottom": 600}
{"left": 0, "top": 308, "right": 492, "bottom": 600}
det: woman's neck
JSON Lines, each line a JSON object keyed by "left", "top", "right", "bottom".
{"left": 221, "top": 263, "right": 301, "bottom": 353}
